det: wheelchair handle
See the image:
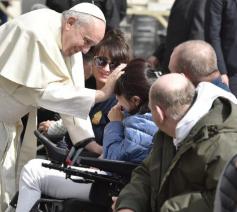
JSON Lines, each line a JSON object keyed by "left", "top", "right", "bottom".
{"left": 79, "top": 156, "right": 138, "bottom": 177}
{"left": 42, "top": 162, "right": 127, "bottom": 187}
{"left": 34, "top": 130, "right": 95, "bottom": 165}
{"left": 34, "top": 130, "right": 69, "bottom": 164}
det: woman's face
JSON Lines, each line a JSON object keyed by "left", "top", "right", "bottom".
{"left": 92, "top": 51, "right": 119, "bottom": 86}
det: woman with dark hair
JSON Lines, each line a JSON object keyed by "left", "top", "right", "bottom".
{"left": 103, "top": 59, "right": 158, "bottom": 163}
{"left": 15, "top": 59, "right": 158, "bottom": 211}
{"left": 38, "top": 29, "right": 130, "bottom": 156}
{"left": 84, "top": 28, "right": 130, "bottom": 153}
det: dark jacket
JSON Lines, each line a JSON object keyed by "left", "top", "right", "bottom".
{"left": 116, "top": 98, "right": 237, "bottom": 212}
{"left": 86, "top": 77, "right": 117, "bottom": 145}
{"left": 159, "top": 0, "right": 207, "bottom": 73}
{"left": 205, "top": 0, "right": 237, "bottom": 76}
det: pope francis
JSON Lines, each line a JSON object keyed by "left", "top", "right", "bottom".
{"left": 0, "top": 3, "right": 123, "bottom": 211}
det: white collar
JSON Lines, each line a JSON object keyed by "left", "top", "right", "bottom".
{"left": 173, "top": 82, "right": 237, "bottom": 148}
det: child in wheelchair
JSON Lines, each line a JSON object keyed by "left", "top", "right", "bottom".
{"left": 15, "top": 59, "right": 159, "bottom": 212}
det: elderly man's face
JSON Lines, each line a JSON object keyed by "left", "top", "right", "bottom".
{"left": 61, "top": 17, "right": 105, "bottom": 56}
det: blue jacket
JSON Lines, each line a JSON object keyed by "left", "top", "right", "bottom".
{"left": 103, "top": 113, "right": 158, "bottom": 163}
{"left": 211, "top": 77, "right": 230, "bottom": 92}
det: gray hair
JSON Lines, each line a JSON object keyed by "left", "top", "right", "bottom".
{"left": 62, "top": 10, "right": 94, "bottom": 26}
{"left": 151, "top": 79, "right": 195, "bottom": 120}
{"left": 175, "top": 40, "right": 218, "bottom": 80}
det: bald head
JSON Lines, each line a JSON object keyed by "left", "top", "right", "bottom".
{"left": 149, "top": 73, "right": 195, "bottom": 120}
{"left": 169, "top": 40, "right": 218, "bottom": 85}
{"left": 151, "top": 73, "right": 188, "bottom": 94}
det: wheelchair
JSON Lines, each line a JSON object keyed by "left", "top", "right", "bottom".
{"left": 10, "top": 130, "right": 138, "bottom": 212}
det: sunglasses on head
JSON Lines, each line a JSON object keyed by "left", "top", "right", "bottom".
{"left": 93, "top": 56, "right": 119, "bottom": 71}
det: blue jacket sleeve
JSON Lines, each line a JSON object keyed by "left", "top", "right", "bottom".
{"left": 103, "top": 121, "right": 127, "bottom": 161}
{"left": 103, "top": 114, "right": 156, "bottom": 163}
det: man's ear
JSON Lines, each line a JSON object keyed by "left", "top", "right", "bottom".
{"left": 131, "top": 96, "right": 141, "bottom": 107}
{"left": 65, "top": 17, "right": 77, "bottom": 30}
{"left": 155, "top": 105, "right": 165, "bottom": 122}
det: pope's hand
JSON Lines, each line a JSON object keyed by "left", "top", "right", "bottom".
{"left": 103, "top": 64, "right": 126, "bottom": 95}
{"left": 95, "top": 64, "right": 126, "bottom": 103}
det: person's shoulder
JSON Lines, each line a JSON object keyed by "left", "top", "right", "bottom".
{"left": 30, "top": 8, "right": 60, "bottom": 20}
{"left": 125, "top": 113, "right": 151, "bottom": 121}
{"left": 131, "top": 113, "right": 153, "bottom": 122}
{"left": 21, "top": 8, "right": 57, "bottom": 17}
{"left": 13, "top": 8, "right": 61, "bottom": 42}
{"left": 15, "top": 8, "right": 60, "bottom": 27}
{"left": 124, "top": 113, "right": 157, "bottom": 131}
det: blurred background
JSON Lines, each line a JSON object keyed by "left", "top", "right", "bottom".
{"left": 0, "top": 0, "right": 174, "bottom": 59}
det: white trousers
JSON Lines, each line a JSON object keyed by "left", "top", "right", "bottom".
{"left": 0, "top": 122, "right": 21, "bottom": 212}
{"left": 16, "top": 159, "right": 107, "bottom": 212}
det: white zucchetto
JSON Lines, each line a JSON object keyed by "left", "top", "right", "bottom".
{"left": 70, "top": 3, "right": 106, "bottom": 23}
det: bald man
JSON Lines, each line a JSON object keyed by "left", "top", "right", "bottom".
{"left": 115, "top": 73, "right": 237, "bottom": 212}
{"left": 169, "top": 40, "right": 230, "bottom": 92}
{"left": 0, "top": 3, "right": 124, "bottom": 210}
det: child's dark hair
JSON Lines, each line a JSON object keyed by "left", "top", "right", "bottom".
{"left": 114, "top": 58, "right": 159, "bottom": 114}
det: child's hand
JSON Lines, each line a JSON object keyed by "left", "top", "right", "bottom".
{"left": 108, "top": 104, "right": 124, "bottom": 121}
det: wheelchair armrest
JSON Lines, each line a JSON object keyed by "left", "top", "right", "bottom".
{"left": 34, "top": 130, "right": 95, "bottom": 165}
{"left": 79, "top": 157, "right": 138, "bottom": 177}
{"left": 34, "top": 130, "right": 69, "bottom": 164}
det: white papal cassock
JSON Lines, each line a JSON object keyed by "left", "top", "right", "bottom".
{"left": 0, "top": 8, "right": 96, "bottom": 211}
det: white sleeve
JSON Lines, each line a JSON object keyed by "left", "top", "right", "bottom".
{"left": 60, "top": 114, "right": 95, "bottom": 144}
{"left": 37, "top": 82, "right": 96, "bottom": 119}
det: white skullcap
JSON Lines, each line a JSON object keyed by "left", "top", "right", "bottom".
{"left": 70, "top": 3, "right": 106, "bottom": 23}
